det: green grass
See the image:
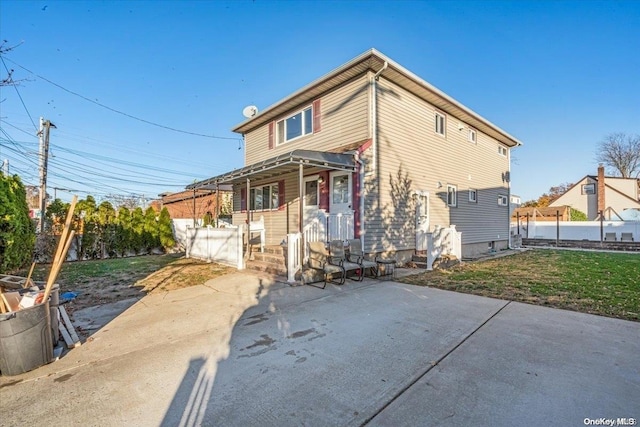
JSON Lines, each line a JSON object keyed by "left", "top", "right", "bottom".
{"left": 24, "top": 253, "right": 183, "bottom": 287}
{"left": 400, "top": 249, "right": 640, "bottom": 321}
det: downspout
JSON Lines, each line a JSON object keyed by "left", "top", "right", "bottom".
{"left": 371, "top": 61, "right": 388, "bottom": 174}
{"left": 507, "top": 148, "right": 513, "bottom": 249}
{"left": 355, "top": 153, "right": 365, "bottom": 251}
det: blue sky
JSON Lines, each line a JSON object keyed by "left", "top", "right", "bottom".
{"left": 1, "top": 0, "right": 638, "bottom": 204}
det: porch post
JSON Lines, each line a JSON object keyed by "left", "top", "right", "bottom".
{"left": 216, "top": 181, "right": 220, "bottom": 228}
{"left": 299, "top": 163, "right": 304, "bottom": 265}
{"left": 246, "top": 178, "right": 251, "bottom": 258}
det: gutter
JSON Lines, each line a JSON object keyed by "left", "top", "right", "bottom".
{"left": 371, "top": 61, "right": 388, "bottom": 174}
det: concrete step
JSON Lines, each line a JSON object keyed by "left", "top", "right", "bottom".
{"left": 245, "top": 260, "right": 287, "bottom": 276}
{"left": 251, "top": 251, "right": 286, "bottom": 266}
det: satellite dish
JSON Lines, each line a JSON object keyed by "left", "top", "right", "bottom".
{"left": 242, "top": 105, "right": 258, "bottom": 118}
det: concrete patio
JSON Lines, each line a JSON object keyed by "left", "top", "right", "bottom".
{"left": 1, "top": 271, "right": 638, "bottom": 426}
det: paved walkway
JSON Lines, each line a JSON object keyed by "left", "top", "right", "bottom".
{"left": 1, "top": 272, "right": 638, "bottom": 426}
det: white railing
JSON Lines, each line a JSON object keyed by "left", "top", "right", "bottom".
{"left": 303, "top": 211, "right": 354, "bottom": 245}
{"left": 511, "top": 220, "right": 640, "bottom": 241}
{"left": 426, "top": 225, "right": 462, "bottom": 270}
{"left": 185, "top": 226, "right": 244, "bottom": 269}
{"left": 286, "top": 232, "right": 302, "bottom": 283}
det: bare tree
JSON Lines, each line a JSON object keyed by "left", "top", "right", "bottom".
{"left": 596, "top": 133, "right": 640, "bottom": 178}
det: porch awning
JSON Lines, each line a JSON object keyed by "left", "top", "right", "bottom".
{"left": 186, "top": 149, "right": 357, "bottom": 190}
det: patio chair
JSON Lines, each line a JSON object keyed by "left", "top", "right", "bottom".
{"left": 604, "top": 232, "right": 617, "bottom": 242}
{"left": 620, "top": 232, "right": 634, "bottom": 242}
{"left": 347, "top": 239, "right": 378, "bottom": 279}
{"left": 329, "top": 240, "right": 363, "bottom": 281}
{"left": 305, "top": 241, "right": 345, "bottom": 289}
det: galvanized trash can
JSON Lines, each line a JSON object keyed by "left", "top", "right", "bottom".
{"left": 0, "top": 300, "right": 54, "bottom": 376}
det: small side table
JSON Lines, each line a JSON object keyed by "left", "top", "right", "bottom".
{"left": 376, "top": 258, "right": 397, "bottom": 279}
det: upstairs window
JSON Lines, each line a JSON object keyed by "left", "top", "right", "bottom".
{"left": 277, "top": 106, "right": 313, "bottom": 144}
{"left": 435, "top": 111, "right": 446, "bottom": 136}
{"left": 498, "top": 145, "right": 508, "bottom": 156}
{"left": 582, "top": 183, "right": 595, "bottom": 195}
{"left": 468, "top": 128, "right": 477, "bottom": 143}
{"left": 447, "top": 185, "right": 457, "bottom": 207}
{"left": 498, "top": 194, "right": 508, "bottom": 206}
{"left": 468, "top": 189, "right": 477, "bottom": 203}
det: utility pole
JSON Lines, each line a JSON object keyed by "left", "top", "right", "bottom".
{"left": 38, "top": 117, "right": 56, "bottom": 233}
{"left": 1, "top": 159, "right": 8, "bottom": 175}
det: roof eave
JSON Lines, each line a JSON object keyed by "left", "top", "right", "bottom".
{"left": 232, "top": 48, "right": 522, "bottom": 148}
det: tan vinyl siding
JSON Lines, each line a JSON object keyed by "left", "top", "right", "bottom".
{"left": 231, "top": 171, "right": 301, "bottom": 245}
{"left": 370, "top": 77, "right": 510, "bottom": 252}
{"left": 244, "top": 75, "right": 371, "bottom": 165}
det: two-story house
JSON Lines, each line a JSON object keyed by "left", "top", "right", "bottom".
{"left": 188, "top": 49, "right": 522, "bottom": 266}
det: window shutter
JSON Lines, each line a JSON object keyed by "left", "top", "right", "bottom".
{"left": 240, "top": 188, "right": 246, "bottom": 211}
{"left": 278, "top": 180, "right": 285, "bottom": 210}
{"left": 313, "top": 99, "right": 321, "bottom": 133}
{"left": 268, "top": 122, "right": 274, "bottom": 149}
{"left": 319, "top": 171, "right": 329, "bottom": 211}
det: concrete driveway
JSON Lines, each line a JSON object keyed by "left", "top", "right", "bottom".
{"left": 1, "top": 272, "right": 638, "bottom": 426}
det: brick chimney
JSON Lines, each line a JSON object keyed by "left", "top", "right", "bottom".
{"left": 597, "top": 164, "right": 605, "bottom": 214}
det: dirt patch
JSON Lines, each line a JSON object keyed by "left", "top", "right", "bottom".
{"left": 27, "top": 255, "right": 233, "bottom": 313}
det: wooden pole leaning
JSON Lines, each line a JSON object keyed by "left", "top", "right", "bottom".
{"left": 43, "top": 195, "right": 77, "bottom": 303}
{"left": 23, "top": 262, "right": 36, "bottom": 289}
{"left": 43, "top": 230, "right": 75, "bottom": 303}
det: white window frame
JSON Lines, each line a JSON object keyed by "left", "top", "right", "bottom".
{"left": 249, "top": 183, "right": 279, "bottom": 211}
{"left": 468, "top": 128, "right": 477, "bottom": 143}
{"left": 582, "top": 183, "right": 596, "bottom": 195}
{"left": 468, "top": 189, "right": 477, "bottom": 203}
{"left": 498, "top": 194, "right": 508, "bottom": 206}
{"left": 447, "top": 185, "right": 457, "bottom": 207}
{"left": 498, "top": 145, "right": 508, "bottom": 156}
{"left": 435, "top": 111, "right": 446, "bottom": 137}
{"left": 276, "top": 105, "right": 313, "bottom": 145}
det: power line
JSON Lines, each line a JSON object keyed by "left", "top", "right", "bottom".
{"left": 2, "top": 56, "right": 242, "bottom": 141}
{"left": 0, "top": 56, "right": 38, "bottom": 131}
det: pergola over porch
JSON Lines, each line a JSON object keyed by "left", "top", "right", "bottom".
{"left": 187, "top": 149, "right": 358, "bottom": 263}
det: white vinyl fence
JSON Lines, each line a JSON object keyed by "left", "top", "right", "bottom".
{"left": 185, "top": 226, "right": 244, "bottom": 269}
{"left": 172, "top": 218, "right": 203, "bottom": 250}
{"left": 426, "top": 225, "right": 462, "bottom": 270}
{"left": 512, "top": 221, "right": 640, "bottom": 241}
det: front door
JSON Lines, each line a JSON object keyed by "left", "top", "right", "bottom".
{"left": 329, "top": 172, "right": 352, "bottom": 214}
{"left": 303, "top": 175, "right": 325, "bottom": 241}
{"left": 415, "top": 191, "right": 430, "bottom": 251}
{"left": 328, "top": 171, "right": 354, "bottom": 240}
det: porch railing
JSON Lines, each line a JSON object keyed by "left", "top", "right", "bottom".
{"left": 286, "top": 232, "right": 302, "bottom": 283}
{"left": 303, "top": 211, "right": 354, "bottom": 246}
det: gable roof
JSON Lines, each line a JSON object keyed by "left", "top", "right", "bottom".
{"left": 232, "top": 49, "right": 523, "bottom": 148}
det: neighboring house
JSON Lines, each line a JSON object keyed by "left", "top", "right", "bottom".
{"left": 158, "top": 187, "right": 232, "bottom": 220}
{"left": 549, "top": 165, "right": 640, "bottom": 220}
{"left": 188, "top": 49, "right": 522, "bottom": 262}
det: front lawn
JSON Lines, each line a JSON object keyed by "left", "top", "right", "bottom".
{"left": 399, "top": 249, "right": 640, "bottom": 321}
{"left": 21, "top": 254, "right": 233, "bottom": 311}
